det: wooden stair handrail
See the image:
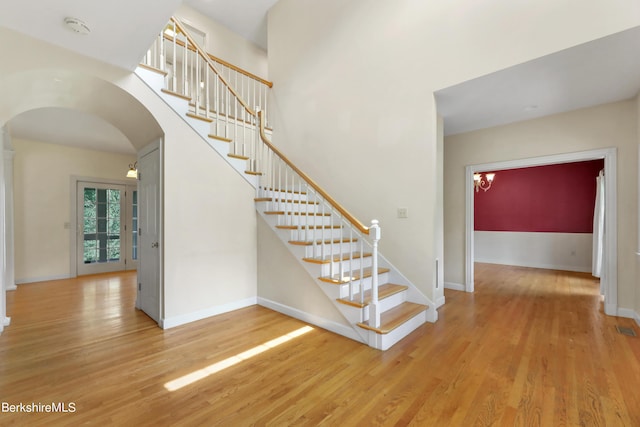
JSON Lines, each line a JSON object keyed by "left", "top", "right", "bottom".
{"left": 161, "top": 33, "right": 272, "bottom": 88}
{"left": 257, "top": 111, "right": 370, "bottom": 235}
{"left": 170, "top": 18, "right": 369, "bottom": 235}
{"left": 170, "top": 17, "right": 257, "bottom": 117}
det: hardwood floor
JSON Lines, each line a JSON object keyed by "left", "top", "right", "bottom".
{"left": 1, "top": 264, "right": 639, "bottom": 426}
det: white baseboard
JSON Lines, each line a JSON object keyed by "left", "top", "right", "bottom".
{"left": 161, "top": 297, "right": 257, "bottom": 329}
{"left": 444, "top": 282, "right": 465, "bottom": 291}
{"left": 6, "top": 285, "right": 17, "bottom": 291}
{"left": 475, "top": 258, "right": 590, "bottom": 273}
{"left": 616, "top": 307, "right": 640, "bottom": 322}
{"left": 435, "top": 296, "right": 445, "bottom": 308}
{"left": 257, "top": 297, "right": 364, "bottom": 343}
{"left": 16, "top": 274, "right": 73, "bottom": 285}
{"left": 3, "top": 317, "right": 10, "bottom": 326}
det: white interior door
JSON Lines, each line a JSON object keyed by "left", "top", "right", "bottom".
{"left": 138, "top": 148, "right": 161, "bottom": 323}
{"left": 77, "top": 182, "right": 126, "bottom": 275}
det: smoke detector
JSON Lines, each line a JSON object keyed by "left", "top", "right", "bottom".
{"left": 64, "top": 17, "right": 91, "bottom": 35}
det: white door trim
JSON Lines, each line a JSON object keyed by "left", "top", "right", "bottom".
{"left": 464, "top": 148, "right": 617, "bottom": 315}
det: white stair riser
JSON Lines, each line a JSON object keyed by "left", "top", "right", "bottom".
{"left": 274, "top": 215, "right": 334, "bottom": 227}
{"left": 288, "top": 228, "right": 344, "bottom": 241}
{"left": 360, "top": 291, "right": 407, "bottom": 322}
{"left": 265, "top": 202, "right": 322, "bottom": 213}
{"left": 368, "top": 310, "right": 427, "bottom": 351}
{"left": 302, "top": 241, "right": 360, "bottom": 258}
{"left": 259, "top": 190, "right": 309, "bottom": 202}
{"left": 324, "top": 272, "right": 390, "bottom": 290}
{"left": 319, "top": 256, "right": 373, "bottom": 277}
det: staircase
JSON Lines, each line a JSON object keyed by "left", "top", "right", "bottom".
{"left": 136, "top": 17, "right": 436, "bottom": 350}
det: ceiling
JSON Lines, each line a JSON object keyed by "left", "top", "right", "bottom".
{"left": 435, "top": 25, "right": 640, "bottom": 136}
{"left": 1, "top": 0, "right": 639, "bottom": 149}
{"left": 184, "top": 0, "right": 279, "bottom": 50}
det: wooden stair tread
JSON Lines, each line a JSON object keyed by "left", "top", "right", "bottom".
{"left": 161, "top": 88, "right": 191, "bottom": 101}
{"left": 208, "top": 134, "right": 232, "bottom": 143}
{"left": 254, "top": 198, "right": 319, "bottom": 205}
{"left": 228, "top": 153, "right": 250, "bottom": 160}
{"left": 264, "top": 211, "right": 330, "bottom": 216}
{"left": 290, "top": 238, "right": 358, "bottom": 246}
{"left": 138, "top": 63, "right": 168, "bottom": 76}
{"left": 319, "top": 267, "right": 390, "bottom": 284}
{"left": 275, "top": 225, "right": 342, "bottom": 230}
{"left": 186, "top": 112, "right": 213, "bottom": 123}
{"left": 303, "top": 252, "right": 372, "bottom": 264}
{"left": 337, "top": 283, "right": 408, "bottom": 308}
{"left": 245, "top": 170, "right": 263, "bottom": 175}
{"left": 357, "top": 302, "right": 427, "bottom": 334}
{"left": 260, "top": 187, "right": 307, "bottom": 195}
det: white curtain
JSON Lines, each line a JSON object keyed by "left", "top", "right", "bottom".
{"left": 592, "top": 170, "right": 605, "bottom": 279}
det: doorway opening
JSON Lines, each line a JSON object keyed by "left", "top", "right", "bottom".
{"left": 464, "top": 148, "right": 617, "bottom": 315}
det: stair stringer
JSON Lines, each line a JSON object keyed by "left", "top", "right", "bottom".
{"left": 379, "top": 255, "right": 438, "bottom": 323}
{"left": 256, "top": 207, "right": 370, "bottom": 343}
{"left": 256, "top": 197, "right": 439, "bottom": 350}
{"left": 135, "top": 66, "right": 258, "bottom": 188}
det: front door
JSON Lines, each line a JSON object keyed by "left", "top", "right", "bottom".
{"left": 77, "top": 182, "right": 127, "bottom": 275}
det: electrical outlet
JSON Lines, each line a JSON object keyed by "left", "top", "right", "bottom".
{"left": 397, "top": 207, "right": 409, "bottom": 219}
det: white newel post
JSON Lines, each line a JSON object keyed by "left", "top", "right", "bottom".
{"left": 370, "top": 220, "right": 381, "bottom": 328}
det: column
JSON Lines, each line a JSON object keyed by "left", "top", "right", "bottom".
{"left": 0, "top": 125, "right": 7, "bottom": 332}
{"left": 4, "top": 129, "right": 15, "bottom": 292}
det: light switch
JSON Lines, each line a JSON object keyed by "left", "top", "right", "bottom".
{"left": 397, "top": 207, "right": 409, "bottom": 219}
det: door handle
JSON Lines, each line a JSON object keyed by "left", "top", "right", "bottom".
{"left": 151, "top": 242, "right": 159, "bottom": 248}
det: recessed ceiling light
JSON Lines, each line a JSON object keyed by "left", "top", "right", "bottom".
{"left": 64, "top": 17, "right": 91, "bottom": 35}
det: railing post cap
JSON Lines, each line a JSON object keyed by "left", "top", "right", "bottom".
{"left": 371, "top": 219, "right": 379, "bottom": 226}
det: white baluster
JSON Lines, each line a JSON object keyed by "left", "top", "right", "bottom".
{"left": 370, "top": 220, "right": 381, "bottom": 328}
{"left": 360, "top": 239, "right": 364, "bottom": 304}
{"left": 195, "top": 53, "right": 200, "bottom": 113}
{"left": 172, "top": 23, "right": 177, "bottom": 91}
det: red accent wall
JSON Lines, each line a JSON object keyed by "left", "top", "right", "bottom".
{"left": 474, "top": 160, "right": 604, "bottom": 233}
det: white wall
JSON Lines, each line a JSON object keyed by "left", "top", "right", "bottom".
{"left": 13, "top": 138, "right": 136, "bottom": 283}
{"left": 445, "top": 100, "right": 637, "bottom": 308}
{"left": 256, "top": 216, "right": 349, "bottom": 327}
{"left": 0, "top": 26, "right": 258, "bottom": 324}
{"left": 174, "top": 4, "right": 268, "bottom": 79}
{"left": 636, "top": 94, "right": 640, "bottom": 323}
{"left": 267, "top": 0, "right": 640, "bottom": 302}
{"left": 475, "top": 231, "right": 593, "bottom": 273}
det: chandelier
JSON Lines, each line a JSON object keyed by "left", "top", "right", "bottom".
{"left": 473, "top": 172, "right": 495, "bottom": 192}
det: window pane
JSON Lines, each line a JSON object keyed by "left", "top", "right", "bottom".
{"left": 107, "top": 238, "right": 120, "bottom": 261}
{"left": 98, "top": 219, "right": 107, "bottom": 233}
{"left": 84, "top": 217, "right": 96, "bottom": 234}
{"left": 97, "top": 189, "right": 107, "bottom": 203}
{"left": 108, "top": 218, "right": 120, "bottom": 235}
{"left": 97, "top": 203, "right": 107, "bottom": 218}
{"left": 83, "top": 240, "right": 98, "bottom": 263}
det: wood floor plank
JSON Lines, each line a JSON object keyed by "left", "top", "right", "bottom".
{"left": 1, "top": 265, "right": 639, "bottom": 425}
